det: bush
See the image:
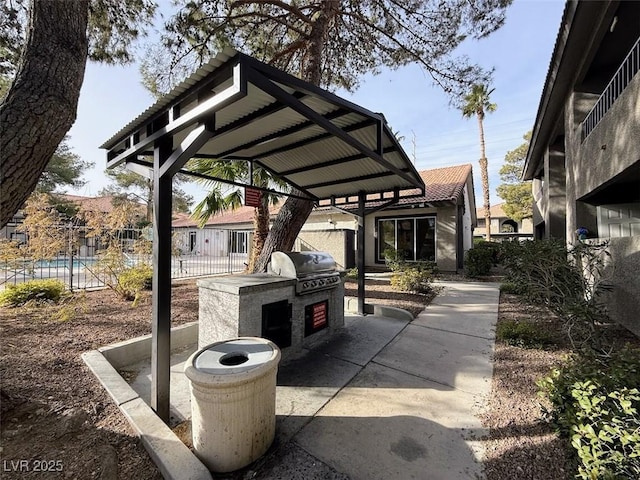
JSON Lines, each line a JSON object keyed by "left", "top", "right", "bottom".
{"left": 464, "top": 246, "right": 494, "bottom": 277}
{"left": 345, "top": 267, "right": 358, "bottom": 279}
{"left": 538, "top": 346, "right": 640, "bottom": 479}
{"left": 499, "top": 281, "right": 525, "bottom": 294}
{"left": 116, "top": 264, "right": 153, "bottom": 303}
{"left": 390, "top": 267, "right": 433, "bottom": 293}
{"left": 389, "top": 261, "right": 436, "bottom": 293}
{"left": 0, "top": 279, "right": 66, "bottom": 307}
{"left": 501, "top": 239, "right": 581, "bottom": 305}
{"left": 500, "top": 239, "right": 612, "bottom": 349}
{"left": 496, "top": 319, "right": 555, "bottom": 349}
{"left": 383, "top": 247, "right": 406, "bottom": 272}
{"left": 477, "top": 240, "right": 502, "bottom": 264}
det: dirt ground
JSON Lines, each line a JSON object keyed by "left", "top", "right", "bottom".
{"left": 1, "top": 276, "right": 635, "bottom": 479}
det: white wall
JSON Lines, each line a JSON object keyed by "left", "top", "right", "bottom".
{"left": 462, "top": 185, "right": 473, "bottom": 253}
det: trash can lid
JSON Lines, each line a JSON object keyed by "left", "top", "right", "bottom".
{"left": 193, "top": 338, "right": 278, "bottom": 375}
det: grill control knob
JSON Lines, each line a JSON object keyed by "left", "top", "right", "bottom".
{"left": 303, "top": 282, "right": 309, "bottom": 289}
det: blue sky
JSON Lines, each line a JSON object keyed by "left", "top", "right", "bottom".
{"left": 67, "top": 0, "right": 566, "bottom": 209}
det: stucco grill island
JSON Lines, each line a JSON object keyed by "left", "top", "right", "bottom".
{"left": 198, "top": 251, "right": 346, "bottom": 359}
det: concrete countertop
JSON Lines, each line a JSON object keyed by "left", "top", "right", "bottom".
{"left": 197, "top": 274, "right": 295, "bottom": 294}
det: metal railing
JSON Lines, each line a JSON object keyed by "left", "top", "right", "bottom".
{"left": 1, "top": 225, "right": 249, "bottom": 290}
{"left": 582, "top": 37, "right": 640, "bottom": 140}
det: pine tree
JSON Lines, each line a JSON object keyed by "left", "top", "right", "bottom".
{"left": 496, "top": 132, "right": 533, "bottom": 222}
{"left": 0, "top": 0, "right": 157, "bottom": 228}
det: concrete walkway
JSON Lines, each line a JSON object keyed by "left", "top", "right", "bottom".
{"left": 254, "top": 280, "right": 500, "bottom": 479}
{"left": 126, "top": 280, "right": 500, "bottom": 479}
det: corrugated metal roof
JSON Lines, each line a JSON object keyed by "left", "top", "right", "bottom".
{"left": 178, "top": 164, "right": 473, "bottom": 228}
{"left": 101, "top": 49, "right": 424, "bottom": 202}
{"left": 320, "top": 164, "right": 473, "bottom": 210}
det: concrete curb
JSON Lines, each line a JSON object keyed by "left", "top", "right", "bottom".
{"left": 99, "top": 322, "right": 198, "bottom": 369}
{"left": 344, "top": 297, "right": 414, "bottom": 322}
{"left": 82, "top": 323, "right": 212, "bottom": 480}
{"left": 119, "top": 398, "right": 212, "bottom": 480}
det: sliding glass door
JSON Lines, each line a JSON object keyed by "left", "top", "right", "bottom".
{"left": 377, "top": 216, "right": 436, "bottom": 262}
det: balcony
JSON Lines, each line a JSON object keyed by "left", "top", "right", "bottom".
{"left": 582, "top": 37, "right": 640, "bottom": 141}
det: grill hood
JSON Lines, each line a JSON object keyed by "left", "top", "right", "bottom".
{"left": 269, "top": 251, "right": 336, "bottom": 278}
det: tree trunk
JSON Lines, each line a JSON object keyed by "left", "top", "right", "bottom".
{"left": 252, "top": 192, "right": 314, "bottom": 272}
{"left": 0, "top": 0, "right": 89, "bottom": 228}
{"left": 479, "top": 157, "right": 491, "bottom": 242}
{"left": 303, "top": 0, "right": 339, "bottom": 84}
{"left": 477, "top": 114, "right": 491, "bottom": 241}
{"left": 247, "top": 197, "right": 270, "bottom": 272}
{"left": 253, "top": 1, "right": 339, "bottom": 272}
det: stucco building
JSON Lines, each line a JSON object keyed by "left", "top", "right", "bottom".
{"left": 474, "top": 203, "right": 533, "bottom": 240}
{"left": 523, "top": 0, "right": 640, "bottom": 335}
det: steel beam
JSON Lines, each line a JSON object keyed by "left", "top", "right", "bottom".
{"left": 158, "top": 121, "right": 215, "bottom": 179}
{"left": 357, "top": 192, "right": 366, "bottom": 315}
{"left": 151, "top": 138, "right": 173, "bottom": 423}
{"left": 106, "top": 63, "right": 245, "bottom": 169}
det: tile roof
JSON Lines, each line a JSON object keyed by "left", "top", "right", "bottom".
{"left": 476, "top": 202, "right": 507, "bottom": 218}
{"left": 60, "top": 194, "right": 147, "bottom": 217}
{"left": 418, "top": 164, "right": 473, "bottom": 203}
{"left": 60, "top": 194, "right": 118, "bottom": 213}
{"left": 172, "top": 203, "right": 282, "bottom": 228}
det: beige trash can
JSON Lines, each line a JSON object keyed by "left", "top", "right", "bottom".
{"left": 184, "top": 337, "right": 281, "bottom": 473}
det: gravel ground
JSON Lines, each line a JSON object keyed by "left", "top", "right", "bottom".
{"left": 2, "top": 276, "right": 633, "bottom": 479}
{"left": 482, "top": 292, "right": 574, "bottom": 480}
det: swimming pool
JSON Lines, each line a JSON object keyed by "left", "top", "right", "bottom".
{"left": 34, "top": 258, "right": 98, "bottom": 269}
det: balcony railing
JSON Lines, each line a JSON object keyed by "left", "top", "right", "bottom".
{"left": 582, "top": 37, "right": 640, "bottom": 141}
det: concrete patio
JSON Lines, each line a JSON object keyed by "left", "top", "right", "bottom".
{"left": 83, "top": 280, "right": 500, "bottom": 480}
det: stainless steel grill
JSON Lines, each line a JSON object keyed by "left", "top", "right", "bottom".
{"left": 269, "top": 251, "right": 341, "bottom": 295}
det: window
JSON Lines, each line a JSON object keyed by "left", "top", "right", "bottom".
{"left": 377, "top": 216, "right": 436, "bottom": 262}
{"left": 230, "top": 231, "right": 249, "bottom": 253}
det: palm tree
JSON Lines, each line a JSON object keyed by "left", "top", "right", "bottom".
{"left": 462, "top": 84, "right": 497, "bottom": 241}
{"left": 188, "top": 159, "right": 288, "bottom": 271}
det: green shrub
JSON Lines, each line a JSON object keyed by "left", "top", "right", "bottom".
{"left": 383, "top": 247, "right": 406, "bottom": 272}
{"left": 477, "top": 241, "right": 502, "bottom": 264}
{"left": 464, "top": 246, "right": 494, "bottom": 277}
{"left": 390, "top": 266, "right": 433, "bottom": 293}
{"left": 538, "top": 346, "right": 640, "bottom": 479}
{"left": 500, "top": 239, "right": 612, "bottom": 349}
{"left": 0, "top": 279, "right": 66, "bottom": 307}
{"left": 116, "top": 264, "right": 153, "bottom": 303}
{"left": 345, "top": 267, "right": 358, "bottom": 279}
{"left": 414, "top": 260, "right": 438, "bottom": 275}
{"left": 496, "top": 319, "right": 555, "bottom": 349}
{"left": 499, "top": 281, "right": 525, "bottom": 294}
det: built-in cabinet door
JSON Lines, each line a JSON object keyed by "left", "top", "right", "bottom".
{"left": 597, "top": 204, "right": 640, "bottom": 237}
